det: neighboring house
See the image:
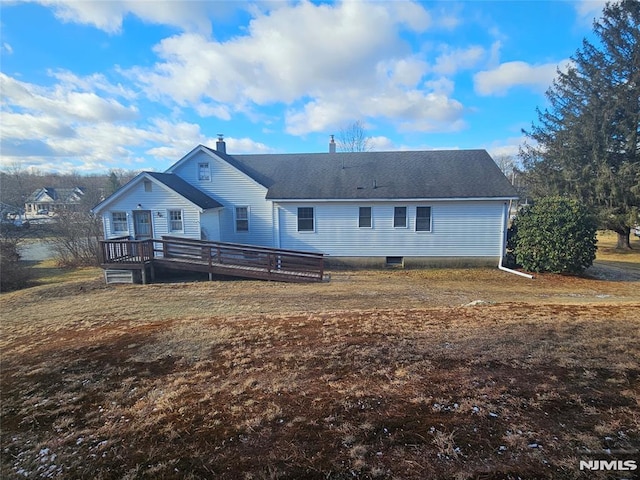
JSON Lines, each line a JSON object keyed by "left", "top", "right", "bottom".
{"left": 92, "top": 138, "right": 518, "bottom": 267}
{"left": 25, "top": 187, "right": 85, "bottom": 214}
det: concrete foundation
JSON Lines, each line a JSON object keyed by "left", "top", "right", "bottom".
{"left": 324, "top": 256, "right": 499, "bottom": 270}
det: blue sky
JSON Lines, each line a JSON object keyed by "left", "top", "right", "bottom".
{"left": 1, "top": 0, "right": 606, "bottom": 174}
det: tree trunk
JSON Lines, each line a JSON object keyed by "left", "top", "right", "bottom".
{"left": 615, "top": 228, "right": 632, "bottom": 250}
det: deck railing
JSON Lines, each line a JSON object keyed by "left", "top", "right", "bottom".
{"left": 99, "top": 238, "right": 154, "bottom": 265}
{"left": 99, "top": 236, "right": 325, "bottom": 282}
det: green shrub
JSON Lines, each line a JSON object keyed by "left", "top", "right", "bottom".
{"left": 509, "top": 197, "right": 597, "bottom": 274}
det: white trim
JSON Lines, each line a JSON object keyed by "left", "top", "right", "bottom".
{"left": 234, "top": 205, "right": 250, "bottom": 233}
{"left": 358, "top": 206, "right": 373, "bottom": 229}
{"left": 297, "top": 206, "right": 315, "bottom": 233}
{"left": 393, "top": 206, "right": 408, "bottom": 228}
{"left": 197, "top": 161, "right": 211, "bottom": 181}
{"left": 168, "top": 208, "right": 184, "bottom": 233}
{"left": 93, "top": 172, "right": 209, "bottom": 214}
{"left": 273, "top": 203, "right": 281, "bottom": 248}
{"left": 111, "top": 211, "right": 129, "bottom": 234}
{"left": 272, "top": 196, "right": 518, "bottom": 203}
{"left": 415, "top": 206, "right": 432, "bottom": 233}
{"left": 165, "top": 144, "right": 268, "bottom": 191}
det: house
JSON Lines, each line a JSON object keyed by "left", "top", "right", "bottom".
{"left": 92, "top": 138, "right": 518, "bottom": 268}
{"left": 25, "top": 187, "right": 85, "bottom": 214}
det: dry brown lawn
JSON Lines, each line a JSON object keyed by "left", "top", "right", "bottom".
{"left": 1, "top": 232, "right": 639, "bottom": 479}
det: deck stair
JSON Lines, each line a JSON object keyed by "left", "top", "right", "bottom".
{"left": 99, "top": 236, "right": 326, "bottom": 284}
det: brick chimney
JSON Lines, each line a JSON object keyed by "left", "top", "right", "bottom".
{"left": 216, "top": 134, "right": 226, "bottom": 154}
{"left": 329, "top": 134, "right": 336, "bottom": 153}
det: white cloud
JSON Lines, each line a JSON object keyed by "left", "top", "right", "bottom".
{"left": 424, "top": 77, "right": 455, "bottom": 96}
{"left": 432, "top": 45, "right": 485, "bottom": 76}
{"left": 485, "top": 136, "right": 527, "bottom": 160}
{"left": 1, "top": 73, "right": 138, "bottom": 122}
{"left": 32, "top": 0, "right": 218, "bottom": 34}
{"left": 225, "top": 137, "right": 273, "bottom": 154}
{"left": 1, "top": 72, "right": 217, "bottom": 172}
{"left": 473, "top": 60, "right": 570, "bottom": 96}
{"left": 128, "top": 1, "right": 466, "bottom": 136}
{"left": 2, "top": 42, "right": 13, "bottom": 55}
{"left": 0, "top": 67, "right": 278, "bottom": 172}
{"left": 283, "top": 84, "right": 465, "bottom": 136}
{"left": 367, "top": 136, "right": 395, "bottom": 151}
{"left": 574, "top": 0, "right": 608, "bottom": 24}
{"left": 136, "top": 1, "right": 412, "bottom": 105}
{"left": 49, "top": 69, "right": 137, "bottom": 100}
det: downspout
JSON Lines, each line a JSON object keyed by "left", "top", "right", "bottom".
{"left": 499, "top": 202, "right": 533, "bottom": 279}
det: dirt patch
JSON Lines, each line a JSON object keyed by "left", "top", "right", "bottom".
{"left": 2, "top": 290, "right": 639, "bottom": 479}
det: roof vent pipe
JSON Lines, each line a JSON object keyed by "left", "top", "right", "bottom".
{"left": 216, "top": 134, "right": 226, "bottom": 154}
{"left": 329, "top": 135, "right": 336, "bottom": 154}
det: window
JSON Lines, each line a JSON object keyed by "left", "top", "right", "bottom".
{"left": 297, "top": 207, "right": 314, "bottom": 232}
{"left": 393, "top": 207, "right": 407, "bottom": 228}
{"left": 416, "top": 206, "right": 432, "bottom": 232}
{"left": 235, "top": 206, "right": 249, "bottom": 232}
{"left": 112, "top": 212, "right": 128, "bottom": 233}
{"left": 359, "top": 207, "right": 372, "bottom": 228}
{"left": 169, "top": 210, "right": 183, "bottom": 232}
{"left": 198, "top": 162, "right": 210, "bottom": 181}
{"left": 144, "top": 180, "right": 152, "bottom": 192}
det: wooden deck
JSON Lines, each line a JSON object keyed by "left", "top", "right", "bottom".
{"left": 99, "top": 236, "right": 326, "bottom": 284}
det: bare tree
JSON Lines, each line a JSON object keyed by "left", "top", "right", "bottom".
{"left": 493, "top": 154, "right": 517, "bottom": 180}
{"left": 337, "top": 120, "right": 371, "bottom": 152}
{"left": 48, "top": 209, "right": 103, "bottom": 267}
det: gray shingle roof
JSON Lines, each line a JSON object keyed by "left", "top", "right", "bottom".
{"left": 146, "top": 172, "right": 222, "bottom": 209}
{"left": 26, "top": 187, "right": 84, "bottom": 203}
{"left": 224, "top": 150, "right": 517, "bottom": 200}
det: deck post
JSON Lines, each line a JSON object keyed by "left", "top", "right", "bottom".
{"left": 100, "top": 237, "right": 326, "bottom": 283}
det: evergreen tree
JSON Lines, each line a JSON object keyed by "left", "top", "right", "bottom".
{"left": 107, "top": 171, "right": 121, "bottom": 195}
{"left": 521, "top": 0, "right": 640, "bottom": 249}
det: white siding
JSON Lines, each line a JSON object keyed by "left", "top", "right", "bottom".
{"left": 101, "top": 178, "right": 203, "bottom": 240}
{"left": 276, "top": 201, "right": 506, "bottom": 257}
{"left": 172, "top": 151, "right": 274, "bottom": 246}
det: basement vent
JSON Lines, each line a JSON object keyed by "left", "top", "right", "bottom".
{"left": 386, "top": 256, "right": 404, "bottom": 268}
{"left": 104, "top": 269, "right": 135, "bottom": 284}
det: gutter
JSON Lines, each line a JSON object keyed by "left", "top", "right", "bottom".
{"left": 499, "top": 202, "right": 534, "bottom": 279}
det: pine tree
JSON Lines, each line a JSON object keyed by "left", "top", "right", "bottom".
{"left": 107, "top": 171, "right": 121, "bottom": 195}
{"left": 521, "top": 0, "right": 640, "bottom": 249}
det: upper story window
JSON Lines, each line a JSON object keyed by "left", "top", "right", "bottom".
{"left": 393, "top": 206, "right": 407, "bottom": 228}
{"left": 359, "top": 207, "right": 372, "bottom": 228}
{"left": 112, "top": 212, "right": 128, "bottom": 233}
{"left": 297, "top": 207, "right": 314, "bottom": 232}
{"left": 143, "top": 180, "right": 152, "bottom": 192}
{"left": 416, "top": 206, "right": 432, "bottom": 232}
{"left": 235, "top": 206, "right": 249, "bottom": 232}
{"left": 168, "top": 210, "right": 183, "bottom": 232}
{"left": 198, "top": 162, "right": 211, "bottom": 181}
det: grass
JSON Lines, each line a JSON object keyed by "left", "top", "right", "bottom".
{"left": 595, "top": 230, "right": 640, "bottom": 259}
{"left": 27, "top": 258, "right": 102, "bottom": 286}
{"left": 1, "top": 232, "right": 639, "bottom": 479}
